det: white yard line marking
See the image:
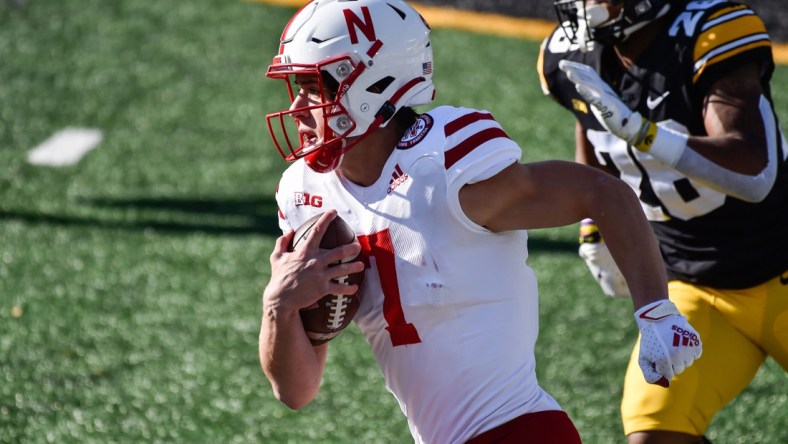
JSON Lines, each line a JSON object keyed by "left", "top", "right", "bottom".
{"left": 26, "top": 127, "right": 104, "bottom": 167}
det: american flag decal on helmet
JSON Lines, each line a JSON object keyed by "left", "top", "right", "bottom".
{"left": 422, "top": 62, "right": 432, "bottom": 75}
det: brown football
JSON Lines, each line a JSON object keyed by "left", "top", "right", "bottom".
{"left": 289, "top": 213, "right": 365, "bottom": 346}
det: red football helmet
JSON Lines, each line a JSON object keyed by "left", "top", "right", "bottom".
{"left": 266, "top": 0, "right": 435, "bottom": 173}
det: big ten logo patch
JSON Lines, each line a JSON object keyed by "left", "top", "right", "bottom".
{"left": 295, "top": 192, "right": 323, "bottom": 208}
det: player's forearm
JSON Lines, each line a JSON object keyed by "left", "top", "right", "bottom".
{"left": 560, "top": 61, "right": 778, "bottom": 203}
{"left": 680, "top": 112, "right": 776, "bottom": 203}
{"left": 685, "top": 132, "right": 767, "bottom": 175}
{"left": 642, "top": 119, "right": 777, "bottom": 203}
{"left": 574, "top": 120, "right": 603, "bottom": 169}
{"left": 259, "top": 293, "right": 325, "bottom": 409}
{"left": 585, "top": 178, "right": 669, "bottom": 310}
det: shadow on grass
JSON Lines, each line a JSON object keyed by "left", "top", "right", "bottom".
{"left": 0, "top": 196, "right": 579, "bottom": 253}
{"left": 0, "top": 196, "right": 282, "bottom": 237}
{"left": 527, "top": 236, "right": 577, "bottom": 254}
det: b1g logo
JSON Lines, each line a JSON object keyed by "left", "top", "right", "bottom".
{"left": 294, "top": 192, "right": 323, "bottom": 208}
{"left": 397, "top": 114, "right": 433, "bottom": 149}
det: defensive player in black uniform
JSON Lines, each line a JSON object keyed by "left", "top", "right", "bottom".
{"left": 539, "top": 1, "right": 788, "bottom": 443}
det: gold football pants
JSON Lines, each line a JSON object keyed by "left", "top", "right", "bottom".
{"left": 621, "top": 273, "right": 788, "bottom": 436}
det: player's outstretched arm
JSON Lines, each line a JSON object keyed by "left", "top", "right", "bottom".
{"left": 459, "top": 161, "right": 702, "bottom": 385}
{"left": 459, "top": 160, "right": 663, "bottom": 305}
{"left": 560, "top": 60, "right": 777, "bottom": 202}
{"left": 571, "top": 119, "right": 632, "bottom": 297}
{"left": 259, "top": 211, "right": 364, "bottom": 409}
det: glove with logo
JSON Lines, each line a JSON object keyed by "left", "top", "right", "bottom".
{"left": 559, "top": 60, "right": 688, "bottom": 167}
{"left": 635, "top": 299, "right": 702, "bottom": 387}
{"left": 578, "top": 219, "right": 629, "bottom": 298}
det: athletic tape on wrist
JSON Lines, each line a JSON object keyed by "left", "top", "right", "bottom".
{"left": 634, "top": 122, "right": 687, "bottom": 167}
{"left": 579, "top": 218, "right": 601, "bottom": 244}
{"left": 633, "top": 120, "right": 658, "bottom": 152}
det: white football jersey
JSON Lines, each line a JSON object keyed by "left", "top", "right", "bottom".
{"left": 276, "top": 106, "right": 562, "bottom": 443}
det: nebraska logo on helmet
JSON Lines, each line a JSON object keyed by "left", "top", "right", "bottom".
{"left": 343, "top": 7, "right": 376, "bottom": 44}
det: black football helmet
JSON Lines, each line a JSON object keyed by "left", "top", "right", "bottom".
{"left": 554, "top": 0, "right": 672, "bottom": 49}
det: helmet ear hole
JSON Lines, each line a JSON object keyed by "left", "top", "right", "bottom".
{"left": 366, "top": 76, "right": 396, "bottom": 94}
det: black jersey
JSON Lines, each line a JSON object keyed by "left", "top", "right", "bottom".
{"left": 539, "top": 1, "right": 788, "bottom": 289}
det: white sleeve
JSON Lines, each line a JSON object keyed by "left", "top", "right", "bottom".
{"left": 274, "top": 177, "right": 295, "bottom": 234}
{"left": 440, "top": 108, "right": 522, "bottom": 232}
{"left": 650, "top": 96, "right": 781, "bottom": 203}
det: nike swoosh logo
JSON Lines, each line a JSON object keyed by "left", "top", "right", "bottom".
{"left": 646, "top": 91, "right": 670, "bottom": 110}
{"left": 638, "top": 305, "right": 672, "bottom": 321}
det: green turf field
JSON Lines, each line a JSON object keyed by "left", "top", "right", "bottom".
{"left": 1, "top": 1, "right": 786, "bottom": 442}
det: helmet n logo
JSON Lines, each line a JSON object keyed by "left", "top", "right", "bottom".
{"left": 343, "top": 6, "right": 377, "bottom": 44}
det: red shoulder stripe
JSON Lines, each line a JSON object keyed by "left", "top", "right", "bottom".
{"left": 444, "top": 111, "right": 494, "bottom": 137}
{"left": 444, "top": 127, "right": 509, "bottom": 169}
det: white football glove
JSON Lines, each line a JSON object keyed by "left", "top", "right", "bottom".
{"left": 558, "top": 60, "right": 688, "bottom": 166}
{"left": 634, "top": 299, "right": 702, "bottom": 387}
{"left": 559, "top": 60, "right": 647, "bottom": 145}
{"left": 579, "top": 242, "right": 630, "bottom": 298}
{"left": 578, "top": 219, "right": 628, "bottom": 298}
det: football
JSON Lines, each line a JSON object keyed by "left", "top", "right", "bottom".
{"left": 289, "top": 213, "right": 365, "bottom": 346}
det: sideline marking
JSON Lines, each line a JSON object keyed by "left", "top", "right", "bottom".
{"left": 250, "top": 0, "right": 788, "bottom": 65}
{"left": 27, "top": 128, "right": 103, "bottom": 167}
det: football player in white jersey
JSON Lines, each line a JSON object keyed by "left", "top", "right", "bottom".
{"left": 541, "top": 0, "right": 788, "bottom": 443}
{"left": 258, "top": 1, "right": 702, "bottom": 442}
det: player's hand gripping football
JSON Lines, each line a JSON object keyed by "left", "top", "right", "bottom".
{"left": 559, "top": 60, "right": 689, "bottom": 166}
{"left": 265, "top": 211, "right": 364, "bottom": 313}
{"left": 634, "top": 299, "right": 702, "bottom": 387}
